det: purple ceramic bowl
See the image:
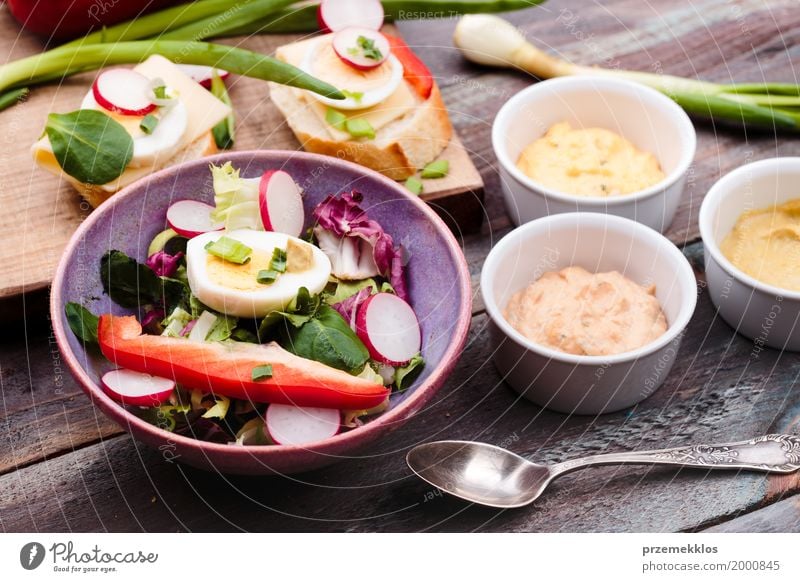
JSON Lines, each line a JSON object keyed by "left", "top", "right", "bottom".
{"left": 50, "top": 150, "right": 472, "bottom": 475}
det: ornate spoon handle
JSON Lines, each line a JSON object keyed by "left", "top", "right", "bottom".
{"left": 551, "top": 434, "right": 800, "bottom": 476}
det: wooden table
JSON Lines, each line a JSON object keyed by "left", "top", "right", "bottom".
{"left": 2, "top": 0, "right": 800, "bottom": 532}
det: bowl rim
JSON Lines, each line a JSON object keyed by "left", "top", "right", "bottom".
{"left": 491, "top": 76, "right": 697, "bottom": 206}
{"left": 480, "top": 211, "right": 698, "bottom": 365}
{"left": 699, "top": 155, "right": 800, "bottom": 302}
{"left": 50, "top": 149, "right": 473, "bottom": 462}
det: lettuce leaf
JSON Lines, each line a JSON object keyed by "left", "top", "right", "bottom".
{"left": 209, "top": 161, "right": 262, "bottom": 231}
{"left": 312, "top": 191, "right": 408, "bottom": 299}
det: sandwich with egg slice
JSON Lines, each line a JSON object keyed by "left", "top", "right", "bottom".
{"left": 269, "top": 0, "right": 453, "bottom": 180}
{"left": 31, "top": 55, "right": 231, "bottom": 208}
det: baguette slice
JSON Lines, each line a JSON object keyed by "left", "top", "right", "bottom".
{"left": 269, "top": 37, "right": 453, "bottom": 180}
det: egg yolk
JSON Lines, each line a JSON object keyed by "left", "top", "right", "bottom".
{"left": 206, "top": 249, "right": 274, "bottom": 291}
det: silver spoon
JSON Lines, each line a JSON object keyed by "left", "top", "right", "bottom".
{"left": 406, "top": 434, "right": 800, "bottom": 509}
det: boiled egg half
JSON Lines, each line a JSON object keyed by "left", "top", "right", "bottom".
{"left": 186, "top": 229, "right": 332, "bottom": 318}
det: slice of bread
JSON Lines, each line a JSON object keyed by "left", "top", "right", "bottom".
{"left": 72, "top": 132, "right": 218, "bottom": 208}
{"left": 269, "top": 71, "right": 453, "bottom": 180}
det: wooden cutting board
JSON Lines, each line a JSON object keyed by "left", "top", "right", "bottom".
{"left": 0, "top": 16, "right": 484, "bottom": 300}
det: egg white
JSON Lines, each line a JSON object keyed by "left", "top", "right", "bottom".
{"left": 81, "top": 91, "right": 188, "bottom": 168}
{"left": 186, "top": 229, "right": 332, "bottom": 318}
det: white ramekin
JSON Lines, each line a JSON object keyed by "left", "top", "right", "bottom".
{"left": 481, "top": 212, "right": 697, "bottom": 415}
{"left": 700, "top": 157, "right": 800, "bottom": 352}
{"left": 492, "top": 76, "right": 697, "bottom": 233}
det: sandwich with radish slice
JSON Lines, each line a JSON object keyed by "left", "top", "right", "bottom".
{"left": 269, "top": 0, "right": 453, "bottom": 181}
{"left": 31, "top": 55, "right": 231, "bottom": 208}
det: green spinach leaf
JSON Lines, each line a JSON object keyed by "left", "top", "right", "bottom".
{"left": 282, "top": 305, "right": 369, "bottom": 374}
{"left": 64, "top": 302, "right": 99, "bottom": 344}
{"left": 46, "top": 110, "right": 133, "bottom": 184}
{"left": 101, "top": 250, "right": 188, "bottom": 312}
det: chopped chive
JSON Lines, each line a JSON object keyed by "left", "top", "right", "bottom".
{"left": 421, "top": 159, "right": 450, "bottom": 179}
{"left": 152, "top": 85, "right": 170, "bottom": 100}
{"left": 357, "top": 36, "right": 383, "bottom": 61}
{"left": 271, "top": 247, "right": 287, "bottom": 273}
{"left": 345, "top": 118, "right": 375, "bottom": 139}
{"left": 326, "top": 107, "right": 347, "bottom": 130}
{"left": 256, "top": 269, "right": 279, "bottom": 284}
{"left": 341, "top": 89, "right": 364, "bottom": 103}
{"left": 204, "top": 236, "right": 252, "bottom": 264}
{"left": 139, "top": 114, "right": 159, "bottom": 134}
{"left": 405, "top": 176, "right": 423, "bottom": 195}
{"left": 252, "top": 364, "right": 273, "bottom": 381}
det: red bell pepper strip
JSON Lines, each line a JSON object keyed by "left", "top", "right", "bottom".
{"left": 98, "top": 315, "right": 390, "bottom": 410}
{"left": 385, "top": 34, "right": 434, "bottom": 100}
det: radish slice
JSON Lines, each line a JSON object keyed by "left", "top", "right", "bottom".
{"left": 101, "top": 369, "right": 175, "bottom": 407}
{"left": 92, "top": 68, "right": 157, "bottom": 116}
{"left": 259, "top": 170, "right": 305, "bottom": 238}
{"left": 166, "top": 200, "right": 223, "bottom": 239}
{"left": 356, "top": 293, "right": 422, "bottom": 366}
{"left": 265, "top": 404, "right": 341, "bottom": 446}
{"left": 317, "top": 0, "right": 384, "bottom": 32}
{"left": 333, "top": 27, "right": 390, "bottom": 70}
{"left": 176, "top": 64, "right": 230, "bottom": 89}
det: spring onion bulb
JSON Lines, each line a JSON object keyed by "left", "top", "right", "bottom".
{"left": 454, "top": 14, "right": 800, "bottom": 130}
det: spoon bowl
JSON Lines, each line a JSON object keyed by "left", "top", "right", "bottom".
{"left": 406, "top": 441, "right": 552, "bottom": 508}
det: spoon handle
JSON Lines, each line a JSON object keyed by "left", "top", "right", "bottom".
{"left": 550, "top": 434, "right": 800, "bottom": 476}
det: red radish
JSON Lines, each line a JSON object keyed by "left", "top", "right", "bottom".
{"left": 101, "top": 368, "right": 175, "bottom": 407}
{"left": 92, "top": 68, "right": 157, "bottom": 116}
{"left": 333, "top": 27, "right": 390, "bottom": 70}
{"left": 317, "top": 0, "right": 384, "bottom": 33}
{"left": 266, "top": 404, "right": 341, "bottom": 446}
{"left": 259, "top": 170, "right": 305, "bottom": 238}
{"left": 356, "top": 293, "right": 422, "bottom": 366}
{"left": 176, "top": 64, "right": 230, "bottom": 89}
{"left": 166, "top": 200, "right": 223, "bottom": 239}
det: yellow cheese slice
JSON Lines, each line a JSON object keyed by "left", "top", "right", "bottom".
{"left": 276, "top": 35, "right": 417, "bottom": 141}
{"left": 31, "top": 55, "right": 231, "bottom": 189}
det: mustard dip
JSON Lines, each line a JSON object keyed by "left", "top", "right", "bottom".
{"left": 720, "top": 198, "right": 800, "bottom": 291}
{"left": 503, "top": 266, "right": 668, "bottom": 356}
{"left": 516, "top": 121, "right": 666, "bottom": 197}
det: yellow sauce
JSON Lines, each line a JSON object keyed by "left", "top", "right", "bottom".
{"left": 516, "top": 121, "right": 665, "bottom": 197}
{"left": 720, "top": 198, "right": 800, "bottom": 291}
{"left": 503, "top": 266, "right": 668, "bottom": 356}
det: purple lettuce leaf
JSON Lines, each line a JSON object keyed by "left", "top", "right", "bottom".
{"left": 145, "top": 250, "right": 184, "bottom": 278}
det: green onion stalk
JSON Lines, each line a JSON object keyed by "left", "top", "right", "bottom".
{"left": 0, "top": 40, "right": 344, "bottom": 109}
{"left": 454, "top": 14, "right": 800, "bottom": 131}
{"left": 227, "top": 0, "right": 547, "bottom": 35}
{"left": 0, "top": 0, "right": 547, "bottom": 111}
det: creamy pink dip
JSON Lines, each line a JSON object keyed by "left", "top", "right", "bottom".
{"left": 503, "top": 266, "right": 668, "bottom": 356}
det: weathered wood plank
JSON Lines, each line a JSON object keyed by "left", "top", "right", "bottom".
{"left": 702, "top": 494, "right": 800, "bottom": 533}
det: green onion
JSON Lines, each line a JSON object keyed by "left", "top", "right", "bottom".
{"left": 139, "top": 114, "right": 159, "bottom": 135}
{"left": 209, "top": 70, "right": 235, "bottom": 149}
{"left": 326, "top": 108, "right": 347, "bottom": 131}
{"left": 271, "top": 248, "right": 287, "bottom": 273}
{"left": 0, "top": 40, "right": 344, "bottom": 112}
{"left": 157, "top": 0, "right": 296, "bottom": 41}
{"left": 252, "top": 364, "right": 274, "bottom": 381}
{"left": 454, "top": 14, "right": 800, "bottom": 132}
{"left": 257, "top": 269, "right": 279, "bottom": 285}
{"left": 0, "top": 87, "right": 28, "bottom": 110}
{"left": 346, "top": 118, "right": 376, "bottom": 139}
{"left": 205, "top": 236, "right": 252, "bottom": 264}
{"left": 228, "top": 0, "right": 548, "bottom": 35}
{"left": 405, "top": 176, "right": 424, "bottom": 195}
{"left": 421, "top": 159, "right": 450, "bottom": 179}
{"left": 341, "top": 90, "right": 364, "bottom": 103}
{"left": 356, "top": 36, "right": 384, "bottom": 61}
